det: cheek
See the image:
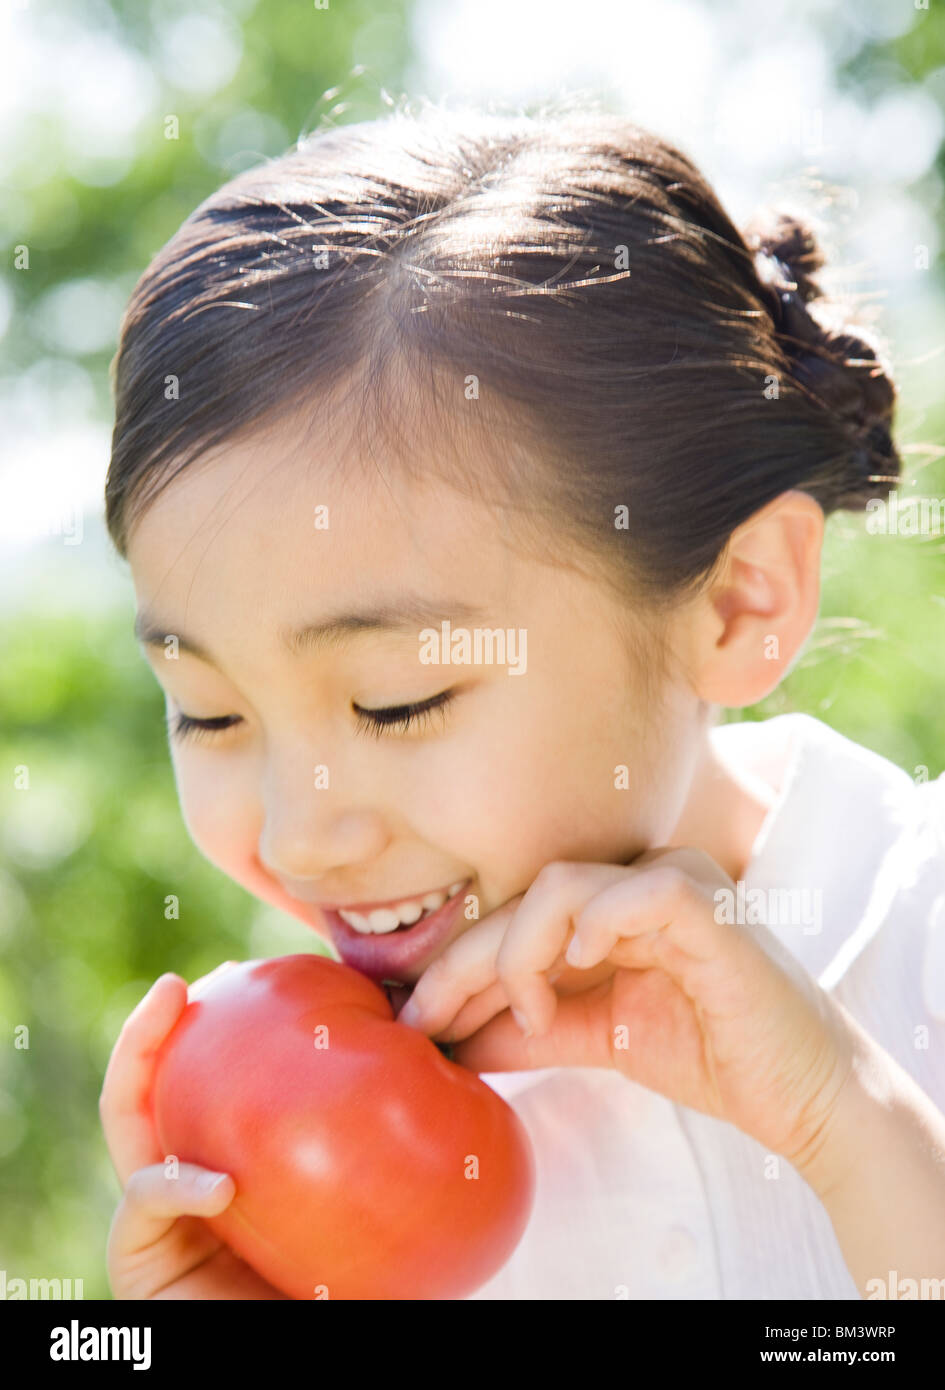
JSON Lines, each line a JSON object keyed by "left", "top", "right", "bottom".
{"left": 171, "top": 755, "right": 326, "bottom": 933}
{"left": 171, "top": 752, "right": 259, "bottom": 880}
{"left": 377, "top": 737, "right": 542, "bottom": 902}
{"left": 444, "top": 689, "right": 690, "bottom": 875}
{"left": 407, "top": 719, "right": 635, "bottom": 889}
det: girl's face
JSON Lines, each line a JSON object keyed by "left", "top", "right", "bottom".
{"left": 126, "top": 415, "right": 705, "bottom": 984}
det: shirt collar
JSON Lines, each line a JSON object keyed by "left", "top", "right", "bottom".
{"left": 710, "top": 713, "right": 922, "bottom": 988}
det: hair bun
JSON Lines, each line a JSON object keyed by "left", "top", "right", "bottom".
{"left": 743, "top": 209, "right": 899, "bottom": 493}
{"left": 749, "top": 210, "right": 825, "bottom": 301}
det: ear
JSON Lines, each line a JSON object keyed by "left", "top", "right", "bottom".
{"left": 688, "top": 490, "right": 824, "bottom": 707}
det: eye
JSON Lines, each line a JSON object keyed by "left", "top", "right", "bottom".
{"left": 166, "top": 690, "right": 458, "bottom": 745}
{"left": 352, "top": 689, "right": 455, "bottom": 739}
{"left": 167, "top": 711, "right": 243, "bottom": 744}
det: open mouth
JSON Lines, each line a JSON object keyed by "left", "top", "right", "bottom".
{"left": 321, "top": 878, "right": 473, "bottom": 985}
{"left": 333, "top": 879, "right": 468, "bottom": 936}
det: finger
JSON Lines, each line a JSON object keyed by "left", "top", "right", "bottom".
{"left": 99, "top": 974, "right": 190, "bottom": 1189}
{"left": 452, "top": 983, "right": 614, "bottom": 1073}
{"left": 431, "top": 955, "right": 620, "bottom": 1044}
{"left": 108, "top": 1162, "right": 236, "bottom": 1263}
{"left": 397, "top": 903, "right": 517, "bottom": 1035}
{"left": 569, "top": 864, "right": 759, "bottom": 1004}
{"left": 190, "top": 959, "right": 239, "bottom": 998}
{"left": 496, "top": 863, "right": 628, "bottom": 1037}
{"left": 429, "top": 979, "right": 510, "bottom": 1043}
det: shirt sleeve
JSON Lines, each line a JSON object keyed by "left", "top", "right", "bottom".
{"left": 918, "top": 771, "right": 945, "bottom": 1024}
{"left": 830, "top": 768, "right": 945, "bottom": 1116}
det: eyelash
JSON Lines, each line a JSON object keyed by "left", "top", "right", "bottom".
{"left": 352, "top": 689, "right": 455, "bottom": 739}
{"left": 166, "top": 712, "right": 240, "bottom": 745}
{"left": 167, "top": 690, "right": 456, "bottom": 744}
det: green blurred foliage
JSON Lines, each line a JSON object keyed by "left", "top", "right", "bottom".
{"left": 729, "top": 479, "right": 945, "bottom": 774}
{"left": 1, "top": 0, "right": 944, "bottom": 1301}
{"left": 0, "top": 606, "right": 336, "bottom": 1293}
{"left": 5, "top": 0, "right": 413, "bottom": 410}
{"left": 2, "top": 0, "right": 408, "bottom": 1297}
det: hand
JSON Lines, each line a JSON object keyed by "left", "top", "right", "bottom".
{"left": 397, "top": 849, "right": 857, "bottom": 1174}
{"left": 99, "top": 965, "right": 288, "bottom": 1299}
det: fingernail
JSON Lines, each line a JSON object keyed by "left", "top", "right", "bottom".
{"left": 511, "top": 1008, "right": 533, "bottom": 1038}
{"left": 397, "top": 999, "right": 421, "bottom": 1028}
{"left": 198, "top": 1171, "right": 229, "bottom": 1193}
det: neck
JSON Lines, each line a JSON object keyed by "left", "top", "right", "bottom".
{"left": 666, "top": 725, "right": 778, "bottom": 884}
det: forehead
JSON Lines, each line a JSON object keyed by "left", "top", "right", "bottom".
{"left": 125, "top": 415, "right": 532, "bottom": 638}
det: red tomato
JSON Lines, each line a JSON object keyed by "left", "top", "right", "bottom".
{"left": 150, "top": 953, "right": 536, "bottom": 1299}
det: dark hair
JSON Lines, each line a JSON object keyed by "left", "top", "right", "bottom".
{"left": 105, "top": 98, "right": 901, "bottom": 606}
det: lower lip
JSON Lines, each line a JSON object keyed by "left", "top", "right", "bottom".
{"left": 321, "top": 881, "right": 471, "bottom": 984}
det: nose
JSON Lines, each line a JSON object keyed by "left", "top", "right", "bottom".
{"left": 256, "top": 751, "right": 390, "bottom": 884}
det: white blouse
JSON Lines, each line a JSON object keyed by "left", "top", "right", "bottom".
{"left": 469, "top": 713, "right": 945, "bottom": 1300}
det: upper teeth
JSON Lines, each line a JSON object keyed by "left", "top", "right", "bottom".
{"left": 337, "top": 880, "right": 466, "bottom": 934}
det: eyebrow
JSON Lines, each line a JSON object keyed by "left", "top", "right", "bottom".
{"left": 133, "top": 596, "right": 489, "bottom": 664}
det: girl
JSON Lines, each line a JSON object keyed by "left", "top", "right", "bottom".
{"left": 98, "top": 99, "right": 945, "bottom": 1300}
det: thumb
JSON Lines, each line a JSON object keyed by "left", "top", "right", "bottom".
{"left": 451, "top": 987, "right": 613, "bottom": 1073}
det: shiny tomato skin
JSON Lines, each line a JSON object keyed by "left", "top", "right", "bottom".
{"left": 150, "top": 954, "right": 535, "bottom": 1300}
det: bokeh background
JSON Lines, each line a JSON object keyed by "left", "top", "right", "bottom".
{"left": 2, "top": 0, "right": 943, "bottom": 1296}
